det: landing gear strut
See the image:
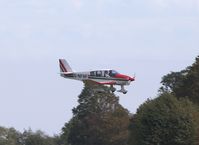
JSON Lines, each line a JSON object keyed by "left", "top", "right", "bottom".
{"left": 118, "top": 85, "right": 128, "bottom": 94}
{"left": 110, "top": 85, "right": 116, "bottom": 93}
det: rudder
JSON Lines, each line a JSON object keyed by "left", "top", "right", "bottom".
{"left": 59, "top": 59, "right": 73, "bottom": 73}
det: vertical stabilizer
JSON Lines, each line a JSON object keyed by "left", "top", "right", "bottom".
{"left": 59, "top": 59, "right": 73, "bottom": 73}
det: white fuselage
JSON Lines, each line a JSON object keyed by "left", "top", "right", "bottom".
{"left": 61, "top": 70, "right": 131, "bottom": 86}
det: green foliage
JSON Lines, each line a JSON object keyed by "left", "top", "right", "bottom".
{"left": 129, "top": 93, "right": 197, "bottom": 145}
{"left": 61, "top": 81, "right": 130, "bottom": 145}
{"left": 160, "top": 56, "right": 199, "bottom": 104}
{"left": 193, "top": 106, "right": 199, "bottom": 145}
{"left": 160, "top": 70, "right": 187, "bottom": 94}
{"left": 22, "top": 129, "right": 57, "bottom": 145}
{"left": 60, "top": 119, "right": 73, "bottom": 145}
{"left": 0, "top": 127, "right": 59, "bottom": 145}
{"left": 181, "top": 56, "right": 199, "bottom": 104}
{"left": 0, "top": 127, "right": 21, "bottom": 145}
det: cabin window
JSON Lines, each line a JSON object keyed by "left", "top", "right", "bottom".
{"left": 104, "top": 70, "right": 109, "bottom": 77}
{"left": 90, "top": 71, "right": 95, "bottom": 76}
{"left": 96, "top": 71, "right": 102, "bottom": 77}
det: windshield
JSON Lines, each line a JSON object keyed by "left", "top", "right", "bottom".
{"left": 109, "top": 70, "right": 118, "bottom": 76}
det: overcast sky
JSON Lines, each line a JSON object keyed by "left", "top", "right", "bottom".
{"left": 0, "top": 0, "right": 198, "bottom": 135}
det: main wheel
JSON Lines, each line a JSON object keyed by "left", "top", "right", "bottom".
{"left": 110, "top": 87, "right": 116, "bottom": 92}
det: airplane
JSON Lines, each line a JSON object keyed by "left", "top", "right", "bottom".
{"left": 59, "top": 59, "right": 135, "bottom": 94}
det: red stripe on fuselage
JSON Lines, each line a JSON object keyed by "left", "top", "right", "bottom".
{"left": 96, "top": 81, "right": 117, "bottom": 85}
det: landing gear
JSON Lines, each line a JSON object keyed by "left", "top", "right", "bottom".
{"left": 117, "top": 85, "right": 128, "bottom": 94}
{"left": 110, "top": 85, "right": 116, "bottom": 93}
{"left": 123, "top": 90, "right": 128, "bottom": 94}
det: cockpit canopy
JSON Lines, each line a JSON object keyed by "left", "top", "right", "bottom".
{"left": 109, "top": 70, "right": 119, "bottom": 77}
{"left": 90, "top": 70, "right": 119, "bottom": 77}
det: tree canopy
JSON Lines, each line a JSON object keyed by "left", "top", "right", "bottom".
{"left": 129, "top": 93, "right": 198, "bottom": 145}
{"left": 61, "top": 81, "right": 130, "bottom": 145}
{"left": 160, "top": 56, "right": 199, "bottom": 104}
{"left": 0, "top": 127, "right": 58, "bottom": 145}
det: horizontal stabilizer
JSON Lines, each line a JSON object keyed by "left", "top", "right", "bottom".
{"left": 59, "top": 72, "right": 73, "bottom": 75}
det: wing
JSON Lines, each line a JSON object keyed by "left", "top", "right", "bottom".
{"left": 96, "top": 81, "right": 117, "bottom": 85}
{"left": 84, "top": 80, "right": 116, "bottom": 85}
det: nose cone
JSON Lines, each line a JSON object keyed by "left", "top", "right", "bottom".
{"left": 115, "top": 74, "right": 135, "bottom": 81}
{"left": 129, "top": 77, "right": 135, "bottom": 81}
{"left": 115, "top": 74, "right": 129, "bottom": 80}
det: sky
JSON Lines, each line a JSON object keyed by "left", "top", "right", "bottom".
{"left": 0, "top": 0, "right": 198, "bottom": 135}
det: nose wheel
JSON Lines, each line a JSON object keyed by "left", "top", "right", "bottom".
{"left": 122, "top": 90, "right": 128, "bottom": 94}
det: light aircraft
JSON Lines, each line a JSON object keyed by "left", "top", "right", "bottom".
{"left": 59, "top": 59, "right": 135, "bottom": 94}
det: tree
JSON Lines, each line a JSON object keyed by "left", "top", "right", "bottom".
{"left": 159, "top": 56, "right": 199, "bottom": 144}
{"left": 61, "top": 81, "right": 130, "bottom": 145}
{"left": 0, "top": 127, "right": 60, "bottom": 145}
{"left": 22, "top": 129, "right": 58, "bottom": 145}
{"left": 0, "top": 126, "right": 21, "bottom": 145}
{"left": 60, "top": 119, "right": 73, "bottom": 145}
{"left": 159, "top": 70, "right": 187, "bottom": 94}
{"left": 160, "top": 56, "right": 199, "bottom": 104}
{"left": 129, "top": 93, "right": 198, "bottom": 145}
{"left": 181, "top": 56, "right": 199, "bottom": 104}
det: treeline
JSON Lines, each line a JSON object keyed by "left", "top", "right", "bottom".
{"left": 1, "top": 56, "right": 199, "bottom": 145}
{"left": 0, "top": 127, "right": 59, "bottom": 145}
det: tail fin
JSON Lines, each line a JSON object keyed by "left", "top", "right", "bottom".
{"left": 59, "top": 59, "right": 73, "bottom": 73}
